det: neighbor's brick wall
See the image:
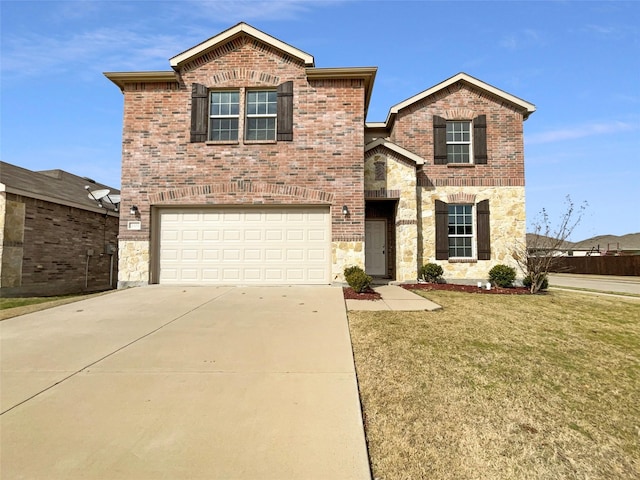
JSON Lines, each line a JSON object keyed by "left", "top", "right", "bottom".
{"left": 390, "top": 82, "right": 526, "bottom": 187}
{"left": 1, "top": 193, "right": 119, "bottom": 296}
{"left": 119, "top": 37, "right": 365, "bottom": 247}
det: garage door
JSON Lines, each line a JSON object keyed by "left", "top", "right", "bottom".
{"left": 157, "top": 207, "right": 331, "bottom": 285}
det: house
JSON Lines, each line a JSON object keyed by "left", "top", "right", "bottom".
{"left": 105, "top": 23, "right": 535, "bottom": 288}
{"left": 0, "top": 161, "right": 119, "bottom": 296}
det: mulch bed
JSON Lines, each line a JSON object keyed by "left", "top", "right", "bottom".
{"left": 343, "top": 287, "right": 382, "bottom": 300}
{"left": 402, "top": 283, "right": 532, "bottom": 295}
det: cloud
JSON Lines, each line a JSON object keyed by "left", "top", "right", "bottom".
{"left": 1, "top": 28, "right": 184, "bottom": 81}
{"left": 526, "top": 121, "right": 638, "bottom": 145}
{"left": 0, "top": 0, "right": 340, "bottom": 82}
{"left": 500, "top": 29, "right": 546, "bottom": 51}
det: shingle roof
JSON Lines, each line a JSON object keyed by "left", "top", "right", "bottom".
{"left": 0, "top": 161, "right": 120, "bottom": 215}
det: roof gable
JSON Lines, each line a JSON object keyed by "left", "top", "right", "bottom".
{"left": 365, "top": 139, "right": 424, "bottom": 165}
{"left": 0, "top": 161, "right": 119, "bottom": 214}
{"left": 372, "top": 72, "right": 536, "bottom": 129}
{"left": 170, "top": 22, "right": 314, "bottom": 70}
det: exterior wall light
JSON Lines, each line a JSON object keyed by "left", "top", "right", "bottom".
{"left": 130, "top": 205, "right": 139, "bottom": 216}
{"left": 342, "top": 205, "right": 349, "bottom": 216}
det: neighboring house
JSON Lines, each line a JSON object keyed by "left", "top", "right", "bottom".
{"left": 0, "top": 162, "right": 119, "bottom": 296}
{"left": 105, "top": 23, "right": 535, "bottom": 287}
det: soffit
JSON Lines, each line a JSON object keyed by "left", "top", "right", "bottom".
{"left": 103, "top": 71, "right": 178, "bottom": 91}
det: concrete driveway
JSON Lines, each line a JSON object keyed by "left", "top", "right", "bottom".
{"left": 0, "top": 286, "right": 370, "bottom": 479}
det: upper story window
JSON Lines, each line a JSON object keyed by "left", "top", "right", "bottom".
{"left": 446, "top": 121, "right": 471, "bottom": 164}
{"left": 433, "top": 115, "right": 487, "bottom": 165}
{"left": 245, "top": 90, "right": 277, "bottom": 141}
{"left": 209, "top": 91, "right": 239, "bottom": 141}
{"left": 190, "top": 82, "right": 293, "bottom": 144}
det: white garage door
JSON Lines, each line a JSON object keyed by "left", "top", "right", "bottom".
{"left": 158, "top": 207, "right": 331, "bottom": 285}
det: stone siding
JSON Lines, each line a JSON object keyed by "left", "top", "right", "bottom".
{"left": 118, "top": 240, "right": 150, "bottom": 288}
{"left": 421, "top": 186, "right": 526, "bottom": 282}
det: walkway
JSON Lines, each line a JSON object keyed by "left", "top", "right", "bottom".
{"left": 346, "top": 285, "right": 441, "bottom": 311}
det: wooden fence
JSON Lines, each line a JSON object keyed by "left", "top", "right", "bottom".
{"left": 548, "top": 255, "right": 640, "bottom": 276}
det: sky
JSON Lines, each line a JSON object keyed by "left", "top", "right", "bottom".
{"left": 1, "top": 0, "right": 639, "bottom": 241}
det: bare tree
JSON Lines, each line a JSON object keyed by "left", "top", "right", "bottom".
{"left": 514, "top": 196, "right": 588, "bottom": 293}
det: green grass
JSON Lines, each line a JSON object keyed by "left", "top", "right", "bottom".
{"left": 0, "top": 296, "right": 81, "bottom": 310}
{"left": 348, "top": 290, "right": 640, "bottom": 480}
{"left": 0, "top": 293, "right": 108, "bottom": 320}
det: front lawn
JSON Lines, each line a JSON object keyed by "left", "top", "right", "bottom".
{"left": 348, "top": 290, "right": 640, "bottom": 480}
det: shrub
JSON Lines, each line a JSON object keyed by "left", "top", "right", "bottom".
{"left": 523, "top": 274, "right": 548, "bottom": 291}
{"left": 344, "top": 265, "right": 372, "bottom": 293}
{"left": 419, "top": 263, "right": 444, "bottom": 283}
{"left": 488, "top": 264, "right": 517, "bottom": 288}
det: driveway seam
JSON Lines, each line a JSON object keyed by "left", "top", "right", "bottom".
{"left": 0, "top": 290, "right": 231, "bottom": 416}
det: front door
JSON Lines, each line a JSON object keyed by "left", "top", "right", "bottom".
{"left": 365, "top": 220, "right": 386, "bottom": 276}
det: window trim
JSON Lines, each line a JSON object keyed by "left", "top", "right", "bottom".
{"left": 244, "top": 89, "right": 277, "bottom": 142}
{"left": 447, "top": 203, "right": 476, "bottom": 259}
{"left": 208, "top": 89, "right": 240, "bottom": 142}
{"left": 446, "top": 121, "right": 473, "bottom": 165}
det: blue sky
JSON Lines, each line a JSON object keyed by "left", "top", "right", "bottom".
{"left": 1, "top": 0, "right": 639, "bottom": 240}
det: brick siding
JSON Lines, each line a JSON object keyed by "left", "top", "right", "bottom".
{"left": 3, "top": 193, "right": 118, "bottom": 296}
{"left": 390, "top": 82, "right": 525, "bottom": 187}
{"left": 119, "top": 38, "right": 366, "bottom": 249}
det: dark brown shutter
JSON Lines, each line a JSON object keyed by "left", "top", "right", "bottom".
{"left": 435, "top": 199, "right": 449, "bottom": 260}
{"left": 433, "top": 115, "right": 448, "bottom": 164}
{"left": 277, "top": 81, "right": 293, "bottom": 141}
{"left": 190, "top": 83, "right": 208, "bottom": 143}
{"left": 477, "top": 199, "right": 491, "bottom": 260}
{"left": 473, "top": 115, "right": 487, "bottom": 164}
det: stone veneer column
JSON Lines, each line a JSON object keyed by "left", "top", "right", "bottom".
{"left": 332, "top": 241, "right": 364, "bottom": 282}
{"left": 118, "top": 240, "right": 150, "bottom": 288}
{"left": 0, "top": 196, "right": 25, "bottom": 287}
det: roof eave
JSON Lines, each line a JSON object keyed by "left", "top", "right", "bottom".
{"left": 104, "top": 71, "right": 178, "bottom": 91}
{"left": 306, "top": 67, "right": 377, "bottom": 117}
{"left": 365, "top": 138, "right": 425, "bottom": 165}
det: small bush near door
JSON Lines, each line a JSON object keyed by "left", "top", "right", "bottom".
{"left": 419, "top": 263, "right": 444, "bottom": 283}
{"left": 488, "top": 264, "right": 517, "bottom": 288}
{"left": 344, "top": 266, "right": 372, "bottom": 293}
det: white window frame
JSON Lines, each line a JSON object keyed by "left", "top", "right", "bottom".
{"left": 245, "top": 90, "right": 277, "bottom": 141}
{"left": 208, "top": 90, "right": 240, "bottom": 142}
{"left": 446, "top": 121, "right": 473, "bottom": 164}
{"left": 448, "top": 204, "right": 476, "bottom": 258}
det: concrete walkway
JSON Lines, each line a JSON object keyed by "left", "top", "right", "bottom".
{"left": 0, "top": 286, "right": 371, "bottom": 480}
{"left": 548, "top": 273, "right": 640, "bottom": 296}
{"left": 346, "top": 285, "right": 441, "bottom": 311}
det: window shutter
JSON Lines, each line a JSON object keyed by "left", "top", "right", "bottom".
{"left": 277, "top": 81, "right": 293, "bottom": 141}
{"left": 435, "top": 199, "right": 449, "bottom": 260}
{"left": 477, "top": 199, "right": 491, "bottom": 260}
{"left": 433, "top": 115, "right": 448, "bottom": 165}
{"left": 473, "top": 115, "right": 487, "bottom": 164}
{"left": 190, "top": 83, "right": 208, "bottom": 143}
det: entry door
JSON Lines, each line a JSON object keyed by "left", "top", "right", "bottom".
{"left": 365, "top": 220, "right": 386, "bottom": 276}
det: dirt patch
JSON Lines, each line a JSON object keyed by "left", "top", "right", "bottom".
{"left": 343, "top": 287, "right": 382, "bottom": 300}
{"left": 403, "top": 282, "right": 532, "bottom": 295}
